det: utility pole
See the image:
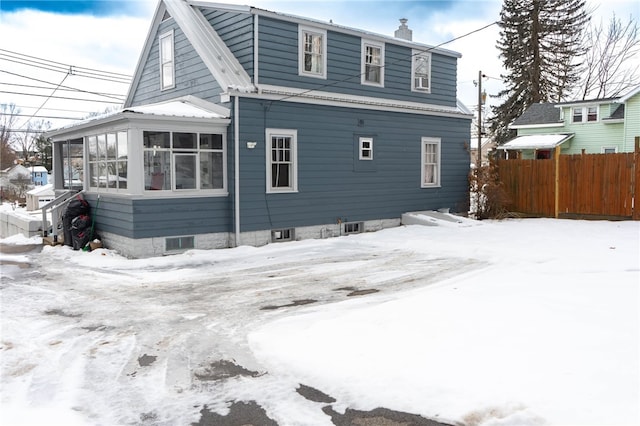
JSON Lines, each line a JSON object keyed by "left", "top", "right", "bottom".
{"left": 476, "top": 70, "right": 484, "bottom": 218}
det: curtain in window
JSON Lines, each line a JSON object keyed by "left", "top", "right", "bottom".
{"left": 304, "top": 33, "right": 323, "bottom": 74}
{"left": 424, "top": 143, "right": 437, "bottom": 185}
{"left": 365, "top": 45, "right": 381, "bottom": 83}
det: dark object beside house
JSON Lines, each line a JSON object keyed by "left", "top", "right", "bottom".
{"left": 62, "top": 196, "right": 90, "bottom": 248}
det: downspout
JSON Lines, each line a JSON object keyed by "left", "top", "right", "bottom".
{"left": 234, "top": 94, "right": 241, "bottom": 246}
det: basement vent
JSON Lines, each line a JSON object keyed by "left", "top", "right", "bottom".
{"left": 166, "top": 236, "right": 195, "bottom": 251}
{"left": 343, "top": 222, "right": 363, "bottom": 234}
{"left": 271, "top": 228, "right": 294, "bottom": 242}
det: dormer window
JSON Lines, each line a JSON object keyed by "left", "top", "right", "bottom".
{"left": 412, "top": 50, "right": 431, "bottom": 92}
{"left": 361, "top": 40, "right": 384, "bottom": 86}
{"left": 299, "top": 26, "right": 326, "bottom": 79}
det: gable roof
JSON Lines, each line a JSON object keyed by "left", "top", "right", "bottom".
{"left": 510, "top": 103, "right": 562, "bottom": 128}
{"left": 126, "top": 0, "right": 464, "bottom": 107}
{"left": 125, "top": 0, "right": 254, "bottom": 107}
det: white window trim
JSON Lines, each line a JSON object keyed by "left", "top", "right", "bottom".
{"left": 142, "top": 130, "right": 227, "bottom": 195}
{"left": 266, "top": 128, "right": 298, "bottom": 193}
{"left": 571, "top": 105, "right": 599, "bottom": 123}
{"left": 298, "top": 26, "right": 327, "bottom": 79}
{"left": 411, "top": 49, "right": 431, "bottom": 93}
{"left": 159, "top": 30, "right": 175, "bottom": 91}
{"left": 421, "top": 137, "right": 441, "bottom": 188}
{"left": 359, "top": 137, "right": 373, "bottom": 160}
{"left": 361, "top": 39, "right": 384, "bottom": 87}
{"left": 601, "top": 146, "right": 618, "bottom": 154}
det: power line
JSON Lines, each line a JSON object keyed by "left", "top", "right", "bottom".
{"left": 0, "top": 80, "right": 127, "bottom": 99}
{"left": 12, "top": 114, "right": 85, "bottom": 120}
{"left": 13, "top": 105, "right": 96, "bottom": 114}
{"left": 0, "top": 54, "right": 131, "bottom": 85}
{"left": 0, "top": 49, "right": 132, "bottom": 80}
{"left": 0, "top": 90, "right": 124, "bottom": 104}
{"left": 18, "top": 72, "right": 71, "bottom": 129}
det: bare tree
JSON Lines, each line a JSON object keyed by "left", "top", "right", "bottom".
{"left": 0, "top": 103, "right": 19, "bottom": 169}
{"left": 579, "top": 13, "right": 640, "bottom": 99}
{"left": 12, "top": 119, "right": 51, "bottom": 166}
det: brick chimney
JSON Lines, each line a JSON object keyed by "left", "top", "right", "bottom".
{"left": 394, "top": 18, "right": 412, "bottom": 41}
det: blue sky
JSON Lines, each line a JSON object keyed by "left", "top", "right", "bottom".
{"left": 0, "top": 1, "right": 152, "bottom": 16}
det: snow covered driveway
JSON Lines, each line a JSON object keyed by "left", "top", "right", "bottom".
{"left": 1, "top": 218, "right": 639, "bottom": 426}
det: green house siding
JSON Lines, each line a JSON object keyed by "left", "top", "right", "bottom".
{"left": 559, "top": 105, "right": 625, "bottom": 154}
{"left": 624, "top": 94, "right": 640, "bottom": 151}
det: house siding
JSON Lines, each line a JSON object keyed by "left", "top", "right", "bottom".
{"left": 234, "top": 98, "right": 470, "bottom": 232}
{"left": 129, "top": 19, "right": 224, "bottom": 107}
{"left": 559, "top": 105, "right": 625, "bottom": 154}
{"left": 84, "top": 194, "right": 232, "bottom": 239}
{"left": 201, "top": 9, "right": 255, "bottom": 77}
{"left": 256, "top": 17, "right": 457, "bottom": 107}
{"left": 624, "top": 93, "right": 640, "bottom": 151}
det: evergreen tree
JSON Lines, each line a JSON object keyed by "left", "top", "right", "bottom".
{"left": 491, "top": 0, "right": 589, "bottom": 145}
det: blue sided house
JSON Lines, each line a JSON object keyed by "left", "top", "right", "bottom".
{"left": 45, "top": 0, "right": 472, "bottom": 258}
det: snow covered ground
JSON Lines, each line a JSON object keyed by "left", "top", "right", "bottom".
{"left": 1, "top": 216, "right": 638, "bottom": 426}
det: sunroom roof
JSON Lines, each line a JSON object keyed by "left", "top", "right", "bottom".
{"left": 123, "top": 100, "right": 227, "bottom": 119}
{"left": 499, "top": 134, "right": 574, "bottom": 150}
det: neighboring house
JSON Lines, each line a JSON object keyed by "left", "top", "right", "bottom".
{"left": 31, "top": 166, "right": 49, "bottom": 186}
{"left": 502, "top": 85, "right": 640, "bottom": 159}
{"left": 45, "top": 0, "right": 472, "bottom": 258}
{"left": 26, "top": 184, "right": 55, "bottom": 211}
{"left": 0, "top": 165, "right": 33, "bottom": 199}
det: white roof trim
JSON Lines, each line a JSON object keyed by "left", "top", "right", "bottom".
{"left": 618, "top": 84, "right": 640, "bottom": 103}
{"left": 46, "top": 97, "right": 230, "bottom": 139}
{"left": 510, "top": 122, "right": 564, "bottom": 130}
{"left": 164, "top": 0, "right": 254, "bottom": 92}
{"left": 499, "top": 134, "right": 574, "bottom": 150}
{"left": 123, "top": 99, "right": 228, "bottom": 119}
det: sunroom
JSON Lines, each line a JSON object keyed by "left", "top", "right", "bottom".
{"left": 45, "top": 97, "right": 232, "bottom": 257}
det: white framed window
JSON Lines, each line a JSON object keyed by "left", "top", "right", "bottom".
{"left": 361, "top": 39, "right": 384, "bottom": 86}
{"left": 143, "top": 131, "right": 226, "bottom": 192}
{"left": 412, "top": 50, "right": 431, "bottom": 92}
{"left": 421, "top": 137, "right": 441, "bottom": 187}
{"left": 601, "top": 146, "right": 618, "bottom": 154}
{"left": 87, "top": 131, "right": 128, "bottom": 191}
{"left": 266, "top": 129, "right": 298, "bottom": 193}
{"left": 572, "top": 105, "right": 598, "bottom": 123}
{"left": 159, "top": 30, "right": 175, "bottom": 90}
{"left": 299, "top": 26, "right": 327, "bottom": 79}
{"left": 359, "top": 137, "right": 373, "bottom": 160}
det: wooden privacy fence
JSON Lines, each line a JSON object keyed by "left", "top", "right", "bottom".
{"left": 497, "top": 140, "right": 640, "bottom": 220}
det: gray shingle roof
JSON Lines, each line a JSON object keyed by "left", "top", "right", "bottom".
{"left": 608, "top": 104, "right": 625, "bottom": 120}
{"left": 511, "top": 103, "right": 562, "bottom": 126}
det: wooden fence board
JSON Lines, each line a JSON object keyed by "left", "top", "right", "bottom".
{"left": 497, "top": 152, "right": 637, "bottom": 219}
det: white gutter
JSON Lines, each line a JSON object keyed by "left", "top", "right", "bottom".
{"left": 234, "top": 95, "right": 240, "bottom": 247}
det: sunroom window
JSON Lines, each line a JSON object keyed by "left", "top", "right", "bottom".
{"left": 87, "top": 131, "right": 128, "bottom": 191}
{"left": 143, "top": 131, "right": 225, "bottom": 192}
